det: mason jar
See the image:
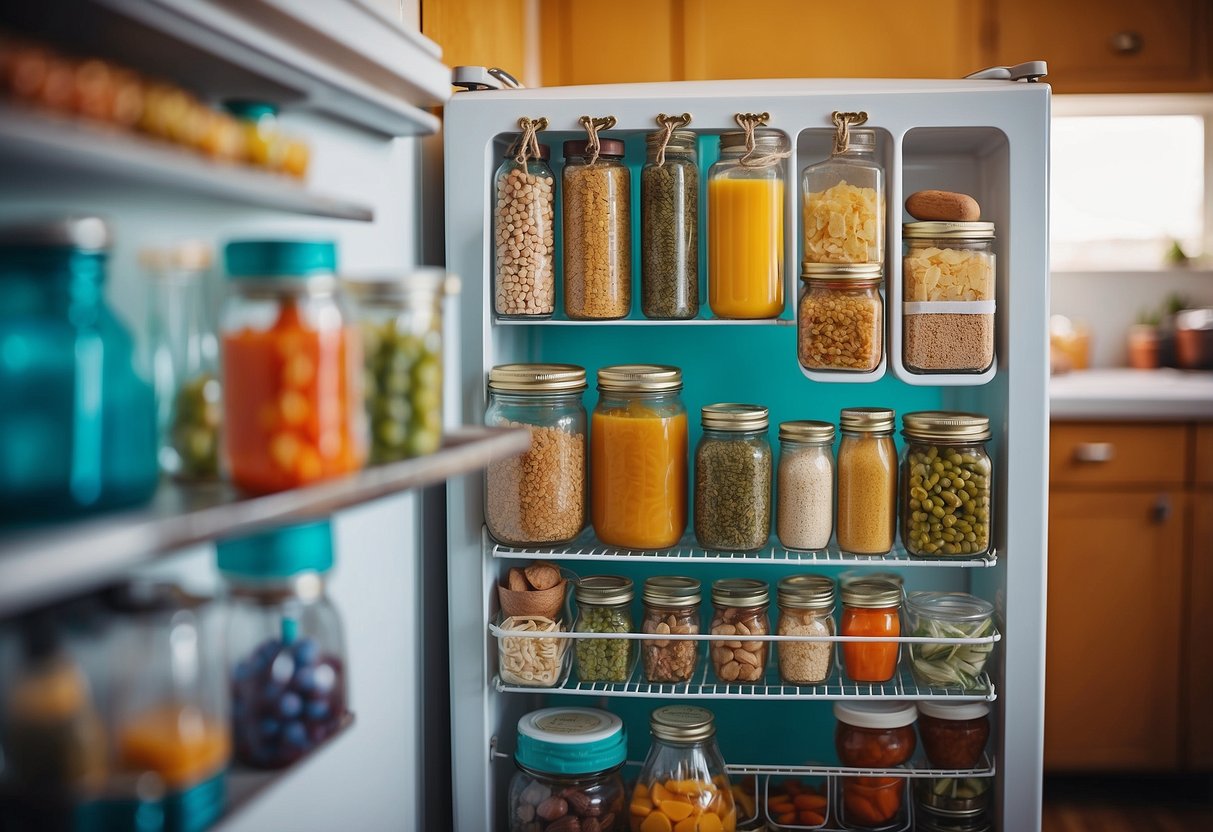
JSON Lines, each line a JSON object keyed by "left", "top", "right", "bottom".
{"left": 905, "top": 591, "right": 996, "bottom": 691}
{"left": 508, "top": 707, "right": 627, "bottom": 832}
{"left": 901, "top": 411, "right": 993, "bottom": 558}
{"left": 573, "top": 576, "right": 635, "bottom": 684}
{"left": 836, "top": 407, "right": 897, "bottom": 555}
{"left": 840, "top": 578, "right": 902, "bottom": 683}
{"left": 345, "top": 270, "right": 454, "bottom": 463}
{"left": 641, "top": 576, "right": 701, "bottom": 684}
{"left": 641, "top": 129, "right": 698, "bottom": 320}
{"left": 776, "top": 420, "right": 835, "bottom": 551}
{"left": 485, "top": 364, "right": 587, "bottom": 547}
{"left": 221, "top": 240, "right": 366, "bottom": 493}
{"left": 917, "top": 701, "right": 991, "bottom": 770}
{"left": 776, "top": 575, "right": 835, "bottom": 685}
{"left": 707, "top": 129, "right": 789, "bottom": 319}
{"left": 797, "top": 263, "right": 883, "bottom": 373}
{"left": 632, "top": 706, "right": 736, "bottom": 830}
{"left": 494, "top": 142, "right": 555, "bottom": 319}
{"left": 801, "top": 128, "right": 884, "bottom": 265}
{"left": 835, "top": 701, "right": 918, "bottom": 768}
{"left": 591, "top": 365, "right": 687, "bottom": 549}
{"left": 694, "top": 404, "right": 772, "bottom": 552}
{"left": 563, "top": 138, "right": 631, "bottom": 320}
{"left": 710, "top": 579, "right": 770, "bottom": 683}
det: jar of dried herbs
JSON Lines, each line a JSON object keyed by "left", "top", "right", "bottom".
{"left": 693, "top": 404, "right": 772, "bottom": 552}
{"left": 563, "top": 139, "right": 631, "bottom": 320}
{"left": 573, "top": 575, "right": 634, "bottom": 683}
{"left": 641, "top": 129, "right": 698, "bottom": 319}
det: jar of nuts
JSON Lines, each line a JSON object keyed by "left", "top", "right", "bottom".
{"left": 641, "top": 576, "right": 701, "bottom": 684}
{"left": 494, "top": 142, "right": 555, "bottom": 319}
{"left": 573, "top": 576, "right": 635, "bottom": 683}
{"left": 710, "top": 579, "right": 770, "bottom": 683}
{"left": 797, "top": 263, "right": 884, "bottom": 373}
{"left": 900, "top": 412, "right": 992, "bottom": 558}
{"left": 563, "top": 138, "right": 631, "bottom": 320}
{"left": 509, "top": 707, "right": 628, "bottom": 832}
{"left": 776, "top": 575, "right": 835, "bottom": 685}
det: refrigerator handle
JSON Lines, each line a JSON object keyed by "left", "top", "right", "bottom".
{"left": 453, "top": 66, "right": 524, "bottom": 92}
{"left": 964, "top": 60, "right": 1049, "bottom": 82}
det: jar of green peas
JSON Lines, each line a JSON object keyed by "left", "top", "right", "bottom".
{"left": 573, "top": 576, "right": 634, "bottom": 683}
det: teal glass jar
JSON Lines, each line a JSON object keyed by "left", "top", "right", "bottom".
{"left": 0, "top": 218, "right": 157, "bottom": 523}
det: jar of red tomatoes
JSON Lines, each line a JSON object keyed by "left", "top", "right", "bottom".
{"left": 916, "top": 702, "right": 990, "bottom": 769}
{"left": 840, "top": 578, "right": 902, "bottom": 683}
{"left": 221, "top": 241, "right": 366, "bottom": 493}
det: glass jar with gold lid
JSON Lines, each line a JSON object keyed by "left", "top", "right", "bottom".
{"left": 632, "top": 706, "right": 737, "bottom": 831}
{"left": 901, "top": 411, "right": 992, "bottom": 558}
{"left": 776, "top": 574, "right": 836, "bottom": 685}
{"left": 710, "top": 578, "right": 770, "bottom": 683}
{"left": 641, "top": 576, "right": 701, "bottom": 683}
{"left": 694, "top": 404, "right": 772, "bottom": 552}
{"left": 797, "top": 262, "right": 884, "bottom": 373}
{"left": 836, "top": 407, "right": 897, "bottom": 555}
{"left": 484, "top": 364, "right": 587, "bottom": 547}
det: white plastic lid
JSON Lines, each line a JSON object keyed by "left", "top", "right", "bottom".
{"left": 917, "top": 701, "right": 990, "bottom": 721}
{"left": 833, "top": 701, "right": 918, "bottom": 729}
{"left": 517, "top": 707, "right": 623, "bottom": 744}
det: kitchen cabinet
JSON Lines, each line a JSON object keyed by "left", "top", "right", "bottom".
{"left": 1196, "top": 424, "right": 1213, "bottom": 487}
{"left": 538, "top": 0, "right": 678, "bottom": 85}
{"left": 1050, "top": 423, "right": 1189, "bottom": 489}
{"left": 1187, "top": 492, "right": 1213, "bottom": 768}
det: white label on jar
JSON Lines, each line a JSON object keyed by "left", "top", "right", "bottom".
{"left": 903, "top": 300, "right": 996, "bottom": 315}
{"left": 535, "top": 711, "right": 606, "bottom": 736}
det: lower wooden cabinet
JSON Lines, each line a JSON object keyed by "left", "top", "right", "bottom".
{"left": 1186, "top": 493, "right": 1213, "bottom": 768}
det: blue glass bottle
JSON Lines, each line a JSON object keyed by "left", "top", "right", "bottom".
{"left": 0, "top": 217, "right": 158, "bottom": 523}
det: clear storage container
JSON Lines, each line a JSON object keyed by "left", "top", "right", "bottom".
{"left": 917, "top": 702, "right": 991, "bottom": 770}
{"left": 641, "top": 576, "right": 701, "bottom": 684}
{"left": 901, "top": 411, "right": 992, "bottom": 558}
{"left": 836, "top": 407, "right": 897, "bottom": 555}
{"left": 563, "top": 139, "right": 631, "bottom": 320}
{"left": 776, "top": 575, "right": 835, "bottom": 685}
{"left": 839, "top": 776, "right": 907, "bottom": 831}
{"left": 710, "top": 579, "right": 770, "bottom": 683}
{"left": 840, "top": 578, "right": 901, "bottom": 683}
{"left": 574, "top": 576, "right": 634, "bottom": 683}
{"left": 776, "top": 420, "right": 835, "bottom": 551}
{"left": 494, "top": 142, "right": 556, "bottom": 318}
{"left": 801, "top": 128, "right": 884, "bottom": 265}
{"left": 694, "top": 404, "right": 772, "bottom": 552}
{"left": 797, "top": 263, "right": 883, "bottom": 373}
{"left": 641, "top": 128, "right": 699, "bottom": 320}
{"left": 905, "top": 592, "right": 995, "bottom": 690}
{"left": 631, "top": 706, "right": 736, "bottom": 831}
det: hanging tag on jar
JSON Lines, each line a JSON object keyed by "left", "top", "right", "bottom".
{"left": 577, "top": 114, "right": 617, "bottom": 165}
{"left": 734, "top": 111, "right": 790, "bottom": 168}
{"left": 652, "top": 112, "right": 692, "bottom": 167}
{"left": 512, "top": 116, "right": 548, "bottom": 166}
{"left": 831, "top": 111, "right": 869, "bottom": 156}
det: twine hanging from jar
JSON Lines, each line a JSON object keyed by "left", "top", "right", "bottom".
{"left": 653, "top": 112, "right": 692, "bottom": 167}
{"left": 513, "top": 116, "right": 548, "bottom": 166}
{"left": 578, "top": 115, "right": 617, "bottom": 165}
{"left": 831, "top": 111, "right": 869, "bottom": 156}
{"left": 735, "top": 111, "right": 791, "bottom": 168}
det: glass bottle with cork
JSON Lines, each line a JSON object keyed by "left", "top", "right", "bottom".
{"left": 801, "top": 117, "right": 884, "bottom": 266}
{"left": 562, "top": 131, "right": 631, "bottom": 321}
{"left": 642, "top": 118, "right": 699, "bottom": 320}
{"left": 494, "top": 121, "right": 555, "bottom": 319}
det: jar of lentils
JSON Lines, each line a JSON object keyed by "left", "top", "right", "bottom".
{"left": 776, "top": 419, "right": 835, "bottom": 551}
{"left": 710, "top": 578, "right": 770, "bottom": 683}
{"left": 493, "top": 142, "right": 555, "bottom": 318}
{"left": 694, "top": 403, "right": 772, "bottom": 552}
{"left": 641, "top": 128, "right": 698, "bottom": 320}
{"left": 776, "top": 575, "right": 835, "bottom": 685}
{"left": 573, "top": 576, "right": 634, "bottom": 683}
{"left": 563, "top": 139, "right": 630, "bottom": 320}
{"left": 900, "top": 411, "right": 992, "bottom": 558}
{"left": 641, "top": 576, "right": 701, "bottom": 684}
{"left": 797, "top": 263, "right": 884, "bottom": 373}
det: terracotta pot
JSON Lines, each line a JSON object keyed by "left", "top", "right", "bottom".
{"left": 1127, "top": 324, "right": 1160, "bottom": 370}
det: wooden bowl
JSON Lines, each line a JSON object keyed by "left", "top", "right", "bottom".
{"left": 498, "top": 579, "right": 567, "bottom": 621}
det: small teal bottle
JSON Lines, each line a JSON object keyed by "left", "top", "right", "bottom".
{"left": 0, "top": 217, "right": 157, "bottom": 523}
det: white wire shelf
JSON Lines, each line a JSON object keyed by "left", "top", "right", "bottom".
{"left": 494, "top": 316, "right": 795, "bottom": 326}
{"left": 488, "top": 621, "right": 1002, "bottom": 646}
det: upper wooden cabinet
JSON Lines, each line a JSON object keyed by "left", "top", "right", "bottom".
{"left": 1050, "top": 423, "right": 1189, "bottom": 489}
{"left": 988, "top": 0, "right": 1213, "bottom": 93}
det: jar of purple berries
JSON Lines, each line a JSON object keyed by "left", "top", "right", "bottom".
{"left": 217, "top": 518, "right": 348, "bottom": 769}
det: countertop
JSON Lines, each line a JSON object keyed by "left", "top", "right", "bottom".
{"left": 1050, "top": 368, "right": 1213, "bottom": 421}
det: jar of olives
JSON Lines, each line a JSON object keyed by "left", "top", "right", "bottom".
{"left": 573, "top": 576, "right": 634, "bottom": 683}
{"left": 900, "top": 412, "right": 992, "bottom": 558}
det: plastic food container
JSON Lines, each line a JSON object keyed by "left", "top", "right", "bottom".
{"left": 801, "top": 127, "right": 884, "bottom": 266}
{"left": 632, "top": 706, "right": 737, "bottom": 831}
{"left": 642, "top": 128, "right": 699, "bottom": 319}
{"left": 573, "top": 576, "right": 634, "bottom": 683}
{"left": 840, "top": 578, "right": 902, "bottom": 683}
{"left": 563, "top": 138, "right": 631, "bottom": 320}
{"left": 641, "top": 576, "right": 701, "bottom": 684}
{"left": 798, "top": 263, "right": 884, "bottom": 373}
{"left": 710, "top": 579, "right": 770, "bottom": 683}
{"left": 836, "top": 407, "right": 897, "bottom": 555}
{"left": 917, "top": 702, "right": 991, "bottom": 770}
{"left": 905, "top": 592, "right": 996, "bottom": 690}
{"left": 694, "top": 404, "right": 772, "bottom": 552}
{"left": 494, "top": 141, "right": 555, "bottom": 318}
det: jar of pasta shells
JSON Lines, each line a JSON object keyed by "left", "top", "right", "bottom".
{"left": 802, "top": 128, "right": 884, "bottom": 265}
{"left": 641, "top": 577, "right": 701, "bottom": 684}
{"left": 710, "top": 579, "right": 769, "bottom": 683}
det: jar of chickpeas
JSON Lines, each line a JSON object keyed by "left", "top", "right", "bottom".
{"left": 900, "top": 411, "right": 992, "bottom": 558}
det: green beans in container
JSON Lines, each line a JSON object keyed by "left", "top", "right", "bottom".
{"left": 574, "top": 576, "right": 634, "bottom": 683}
{"left": 906, "top": 591, "right": 995, "bottom": 690}
{"left": 900, "top": 411, "right": 993, "bottom": 558}
{"left": 344, "top": 270, "right": 457, "bottom": 463}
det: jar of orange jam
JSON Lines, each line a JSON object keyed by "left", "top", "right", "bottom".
{"left": 221, "top": 240, "right": 366, "bottom": 493}
{"left": 590, "top": 365, "right": 687, "bottom": 549}
{"left": 840, "top": 577, "right": 902, "bottom": 683}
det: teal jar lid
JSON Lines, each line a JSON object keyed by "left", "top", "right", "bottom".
{"left": 224, "top": 240, "right": 336, "bottom": 279}
{"left": 216, "top": 519, "right": 334, "bottom": 579}
{"left": 515, "top": 707, "right": 626, "bottom": 776}
{"left": 224, "top": 100, "right": 279, "bottom": 120}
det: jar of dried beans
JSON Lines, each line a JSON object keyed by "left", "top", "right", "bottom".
{"left": 776, "top": 420, "right": 835, "bottom": 551}
{"left": 776, "top": 575, "right": 835, "bottom": 685}
{"left": 902, "top": 222, "right": 996, "bottom": 374}
{"left": 641, "top": 576, "right": 701, "bottom": 684}
{"left": 798, "top": 263, "right": 883, "bottom": 373}
{"left": 642, "top": 128, "right": 699, "bottom": 320}
{"left": 494, "top": 143, "right": 555, "bottom": 318}
{"left": 901, "top": 411, "right": 992, "bottom": 558}
{"left": 694, "top": 403, "right": 772, "bottom": 552}
{"left": 836, "top": 407, "right": 897, "bottom": 555}
{"left": 710, "top": 579, "right": 770, "bottom": 683}
{"left": 485, "top": 364, "right": 587, "bottom": 546}
{"left": 840, "top": 578, "right": 901, "bottom": 683}
{"left": 574, "top": 576, "right": 634, "bottom": 683}
{"left": 563, "top": 139, "right": 631, "bottom": 320}
{"left": 802, "top": 128, "right": 884, "bottom": 266}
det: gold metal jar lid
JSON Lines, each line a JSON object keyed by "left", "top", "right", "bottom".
{"left": 646, "top": 129, "right": 697, "bottom": 152}
{"left": 575, "top": 575, "right": 634, "bottom": 606}
{"left": 800, "top": 263, "right": 883, "bottom": 282}
{"left": 650, "top": 705, "right": 717, "bottom": 743}
{"left": 719, "top": 128, "right": 789, "bottom": 152}
{"left": 489, "top": 363, "right": 587, "bottom": 393}
{"left": 711, "top": 578, "right": 769, "bottom": 608}
{"left": 597, "top": 364, "right": 682, "bottom": 393}
{"left": 643, "top": 576, "right": 701, "bottom": 608}
{"left": 841, "top": 578, "right": 903, "bottom": 609}
{"left": 777, "top": 575, "right": 835, "bottom": 610}
{"left": 903, "top": 221, "right": 995, "bottom": 240}
{"left": 701, "top": 403, "right": 768, "bottom": 432}
{"left": 778, "top": 420, "right": 835, "bottom": 444}
{"left": 343, "top": 268, "right": 460, "bottom": 302}
{"left": 839, "top": 407, "right": 895, "bottom": 433}
{"left": 902, "top": 411, "right": 992, "bottom": 442}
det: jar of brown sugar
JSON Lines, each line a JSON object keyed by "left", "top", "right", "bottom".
{"left": 563, "top": 138, "right": 631, "bottom": 320}
{"left": 641, "top": 576, "right": 701, "bottom": 684}
{"left": 916, "top": 701, "right": 990, "bottom": 769}
{"left": 836, "top": 407, "right": 897, "bottom": 555}
{"left": 710, "top": 578, "right": 769, "bottom": 683}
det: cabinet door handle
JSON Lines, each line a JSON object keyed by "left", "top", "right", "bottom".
{"left": 1152, "top": 495, "right": 1172, "bottom": 524}
{"left": 1110, "top": 31, "right": 1144, "bottom": 55}
{"left": 1073, "top": 442, "right": 1115, "bottom": 463}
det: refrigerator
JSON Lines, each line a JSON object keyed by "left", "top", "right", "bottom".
{"left": 443, "top": 76, "right": 1050, "bottom": 831}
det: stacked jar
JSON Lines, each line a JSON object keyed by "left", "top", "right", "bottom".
{"left": 694, "top": 404, "right": 772, "bottom": 552}
{"left": 630, "top": 706, "right": 736, "bottom": 832}
{"left": 494, "top": 142, "right": 555, "bottom": 318}
{"left": 835, "top": 702, "right": 916, "bottom": 830}
{"left": 710, "top": 579, "right": 769, "bottom": 683}
{"left": 917, "top": 701, "right": 991, "bottom": 769}
{"left": 836, "top": 407, "right": 897, "bottom": 555}
{"left": 641, "top": 128, "right": 698, "bottom": 319}
{"left": 776, "top": 575, "right": 835, "bottom": 685}
{"left": 641, "top": 576, "right": 701, "bottom": 684}
{"left": 574, "top": 576, "right": 635, "bottom": 684}
{"left": 563, "top": 139, "right": 630, "bottom": 320}
{"left": 776, "top": 420, "right": 835, "bottom": 551}
{"left": 901, "top": 411, "right": 993, "bottom": 558}
{"left": 801, "top": 128, "right": 884, "bottom": 266}
{"left": 797, "top": 263, "right": 883, "bottom": 373}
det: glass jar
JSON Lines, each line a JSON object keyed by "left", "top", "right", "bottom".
{"left": 509, "top": 707, "right": 628, "bottom": 832}
{"left": 220, "top": 240, "right": 366, "bottom": 493}
{"left": 797, "top": 263, "right": 883, "bottom": 373}
{"left": 840, "top": 578, "right": 901, "bottom": 683}
{"left": 494, "top": 142, "right": 556, "bottom": 318}
{"left": 573, "top": 576, "right": 634, "bottom": 683}
{"left": 801, "top": 128, "right": 884, "bottom": 265}
{"left": 836, "top": 407, "right": 897, "bottom": 555}
{"left": 217, "top": 520, "right": 348, "bottom": 770}
{"left": 563, "top": 138, "right": 631, "bottom": 320}
{"left": 707, "top": 129, "right": 789, "bottom": 319}
{"left": 903, "top": 222, "right": 996, "bottom": 374}
{"left": 905, "top": 592, "right": 995, "bottom": 690}
{"left": 834, "top": 701, "right": 918, "bottom": 767}
{"left": 917, "top": 702, "right": 991, "bottom": 770}
{"left": 485, "top": 364, "right": 587, "bottom": 546}
{"left": 916, "top": 777, "right": 992, "bottom": 829}
{"left": 345, "top": 270, "right": 454, "bottom": 463}
{"left": 901, "top": 411, "right": 993, "bottom": 558}
{"left": 631, "top": 706, "right": 735, "bottom": 831}
{"left": 641, "top": 129, "right": 698, "bottom": 320}
{"left": 839, "top": 776, "right": 907, "bottom": 831}
{"left": 591, "top": 365, "right": 687, "bottom": 549}
{"left": 776, "top": 420, "right": 835, "bottom": 551}
{"left": 694, "top": 404, "right": 772, "bottom": 552}
{"left": 0, "top": 217, "right": 158, "bottom": 522}
{"left": 917, "top": 805, "right": 993, "bottom": 832}
{"left": 776, "top": 575, "right": 835, "bottom": 685}
{"left": 223, "top": 100, "right": 286, "bottom": 170}
{"left": 710, "top": 579, "right": 769, "bottom": 683}
{"left": 641, "top": 576, "right": 701, "bottom": 684}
